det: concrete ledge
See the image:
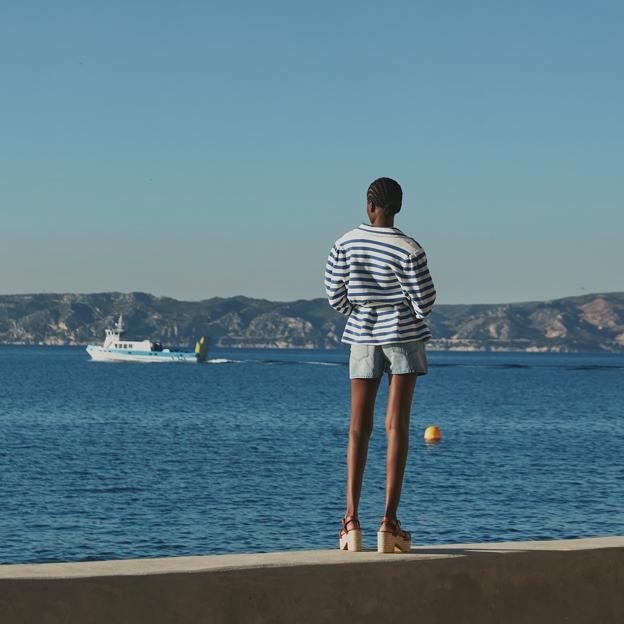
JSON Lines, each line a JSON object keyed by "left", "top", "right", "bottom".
{"left": 1, "top": 536, "right": 623, "bottom": 623}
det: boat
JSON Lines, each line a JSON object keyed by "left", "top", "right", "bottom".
{"left": 86, "top": 315, "right": 210, "bottom": 363}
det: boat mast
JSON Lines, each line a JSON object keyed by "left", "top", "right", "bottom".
{"left": 115, "top": 314, "right": 125, "bottom": 334}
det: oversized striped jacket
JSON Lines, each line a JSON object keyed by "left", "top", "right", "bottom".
{"left": 324, "top": 223, "right": 436, "bottom": 345}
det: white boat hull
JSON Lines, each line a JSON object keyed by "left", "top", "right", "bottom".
{"left": 86, "top": 345, "right": 198, "bottom": 363}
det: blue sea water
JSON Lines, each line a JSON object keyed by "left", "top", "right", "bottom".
{"left": 0, "top": 346, "right": 623, "bottom": 564}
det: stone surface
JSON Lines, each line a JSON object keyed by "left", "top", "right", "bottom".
{"left": 1, "top": 536, "right": 623, "bottom": 623}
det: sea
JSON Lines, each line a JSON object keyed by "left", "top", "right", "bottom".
{"left": 0, "top": 345, "right": 623, "bottom": 564}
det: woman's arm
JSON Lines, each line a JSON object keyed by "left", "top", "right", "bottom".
{"left": 324, "top": 244, "right": 354, "bottom": 316}
{"left": 396, "top": 249, "right": 436, "bottom": 318}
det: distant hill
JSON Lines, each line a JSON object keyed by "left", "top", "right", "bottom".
{"left": 0, "top": 291, "right": 623, "bottom": 352}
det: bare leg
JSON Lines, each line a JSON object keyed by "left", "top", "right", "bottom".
{"left": 382, "top": 373, "right": 417, "bottom": 524}
{"left": 345, "top": 377, "right": 382, "bottom": 525}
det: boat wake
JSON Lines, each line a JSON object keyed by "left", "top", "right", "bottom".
{"left": 260, "top": 359, "right": 345, "bottom": 366}
{"left": 301, "top": 360, "right": 344, "bottom": 366}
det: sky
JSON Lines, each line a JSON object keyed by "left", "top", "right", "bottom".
{"left": 1, "top": 1, "right": 622, "bottom": 304}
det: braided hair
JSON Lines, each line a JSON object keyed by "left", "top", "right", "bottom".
{"left": 367, "top": 177, "right": 403, "bottom": 216}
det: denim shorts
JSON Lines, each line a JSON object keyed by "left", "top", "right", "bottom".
{"left": 349, "top": 340, "right": 428, "bottom": 379}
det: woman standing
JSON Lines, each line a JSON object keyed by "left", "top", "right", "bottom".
{"left": 324, "top": 177, "right": 436, "bottom": 553}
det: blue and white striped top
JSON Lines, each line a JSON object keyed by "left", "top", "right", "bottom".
{"left": 324, "top": 223, "right": 436, "bottom": 345}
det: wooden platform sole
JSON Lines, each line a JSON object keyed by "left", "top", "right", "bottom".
{"left": 339, "top": 529, "right": 363, "bottom": 552}
{"left": 377, "top": 530, "right": 411, "bottom": 553}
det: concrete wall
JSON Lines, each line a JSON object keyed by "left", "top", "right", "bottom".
{"left": 1, "top": 536, "right": 623, "bottom": 624}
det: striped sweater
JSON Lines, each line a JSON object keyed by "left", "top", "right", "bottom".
{"left": 324, "top": 223, "right": 436, "bottom": 345}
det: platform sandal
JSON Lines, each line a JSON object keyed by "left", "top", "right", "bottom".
{"left": 339, "top": 515, "right": 363, "bottom": 552}
{"left": 377, "top": 516, "right": 411, "bottom": 553}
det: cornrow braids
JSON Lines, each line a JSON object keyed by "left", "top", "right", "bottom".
{"left": 367, "top": 177, "right": 403, "bottom": 216}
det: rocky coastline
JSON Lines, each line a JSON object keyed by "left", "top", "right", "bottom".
{"left": 0, "top": 291, "right": 622, "bottom": 352}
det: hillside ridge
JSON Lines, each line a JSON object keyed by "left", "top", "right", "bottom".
{"left": 0, "top": 291, "right": 623, "bottom": 352}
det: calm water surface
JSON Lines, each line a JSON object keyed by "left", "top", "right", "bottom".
{"left": 0, "top": 346, "right": 623, "bottom": 563}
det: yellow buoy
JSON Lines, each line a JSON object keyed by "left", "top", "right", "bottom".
{"left": 424, "top": 426, "right": 442, "bottom": 443}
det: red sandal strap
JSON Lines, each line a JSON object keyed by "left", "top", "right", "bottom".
{"left": 339, "top": 515, "right": 360, "bottom": 537}
{"left": 380, "top": 517, "right": 410, "bottom": 538}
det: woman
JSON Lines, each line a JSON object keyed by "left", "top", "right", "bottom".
{"left": 324, "top": 177, "right": 436, "bottom": 553}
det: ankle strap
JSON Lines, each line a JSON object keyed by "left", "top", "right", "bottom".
{"left": 381, "top": 516, "right": 401, "bottom": 527}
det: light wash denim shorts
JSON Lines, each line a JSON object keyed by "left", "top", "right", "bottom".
{"left": 349, "top": 340, "right": 428, "bottom": 379}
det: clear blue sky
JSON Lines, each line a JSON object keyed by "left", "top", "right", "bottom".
{"left": 1, "top": 1, "right": 622, "bottom": 304}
